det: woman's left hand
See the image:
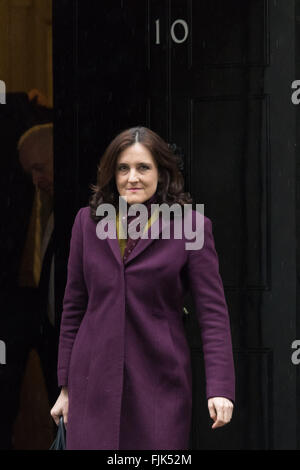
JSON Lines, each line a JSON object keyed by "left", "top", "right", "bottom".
{"left": 207, "top": 397, "right": 234, "bottom": 429}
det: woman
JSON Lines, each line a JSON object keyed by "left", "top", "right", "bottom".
{"left": 50, "top": 126, "right": 235, "bottom": 450}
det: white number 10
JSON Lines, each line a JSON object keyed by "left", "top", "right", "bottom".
{"left": 155, "top": 18, "right": 189, "bottom": 45}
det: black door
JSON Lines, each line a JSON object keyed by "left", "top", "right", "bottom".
{"left": 53, "top": 0, "right": 298, "bottom": 449}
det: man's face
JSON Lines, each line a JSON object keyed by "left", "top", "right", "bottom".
{"left": 19, "top": 136, "right": 53, "bottom": 195}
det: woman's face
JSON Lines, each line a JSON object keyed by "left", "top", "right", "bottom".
{"left": 115, "top": 143, "right": 159, "bottom": 205}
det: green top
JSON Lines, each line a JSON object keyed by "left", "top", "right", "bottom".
{"left": 116, "top": 206, "right": 160, "bottom": 258}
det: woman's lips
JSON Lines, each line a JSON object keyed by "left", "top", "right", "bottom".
{"left": 127, "top": 188, "right": 142, "bottom": 191}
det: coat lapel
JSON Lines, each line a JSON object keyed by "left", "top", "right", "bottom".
{"left": 104, "top": 208, "right": 171, "bottom": 266}
{"left": 106, "top": 235, "right": 122, "bottom": 266}
{"left": 123, "top": 209, "right": 171, "bottom": 266}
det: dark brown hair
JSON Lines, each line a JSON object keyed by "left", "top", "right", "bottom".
{"left": 89, "top": 126, "right": 193, "bottom": 222}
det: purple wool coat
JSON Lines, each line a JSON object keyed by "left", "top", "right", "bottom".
{"left": 57, "top": 205, "right": 235, "bottom": 450}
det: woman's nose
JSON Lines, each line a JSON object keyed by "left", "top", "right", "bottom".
{"left": 128, "top": 170, "right": 139, "bottom": 182}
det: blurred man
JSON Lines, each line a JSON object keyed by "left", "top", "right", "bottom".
{"left": 17, "top": 123, "right": 58, "bottom": 396}
{"left": 0, "top": 122, "right": 58, "bottom": 449}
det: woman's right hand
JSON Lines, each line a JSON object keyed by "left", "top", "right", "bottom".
{"left": 50, "top": 386, "right": 69, "bottom": 427}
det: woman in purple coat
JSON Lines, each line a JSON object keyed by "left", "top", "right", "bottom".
{"left": 50, "top": 126, "right": 235, "bottom": 450}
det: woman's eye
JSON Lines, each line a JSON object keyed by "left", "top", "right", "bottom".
{"left": 118, "top": 164, "right": 149, "bottom": 171}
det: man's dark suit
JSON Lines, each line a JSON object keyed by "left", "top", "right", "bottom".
{"left": 0, "top": 93, "right": 58, "bottom": 449}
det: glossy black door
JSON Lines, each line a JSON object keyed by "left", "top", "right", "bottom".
{"left": 53, "top": 0, "right": 298, "bottom": 449}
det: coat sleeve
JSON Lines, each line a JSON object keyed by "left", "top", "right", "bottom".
{"left": 186, "top": 213, "right": 235, "bottom": 404}
{"left": 57, "top": 207, "right": 88, "bottom": 387}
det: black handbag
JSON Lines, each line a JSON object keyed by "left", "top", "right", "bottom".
{"left": 49, "top": 416, "right": 66, "bottom": 450}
